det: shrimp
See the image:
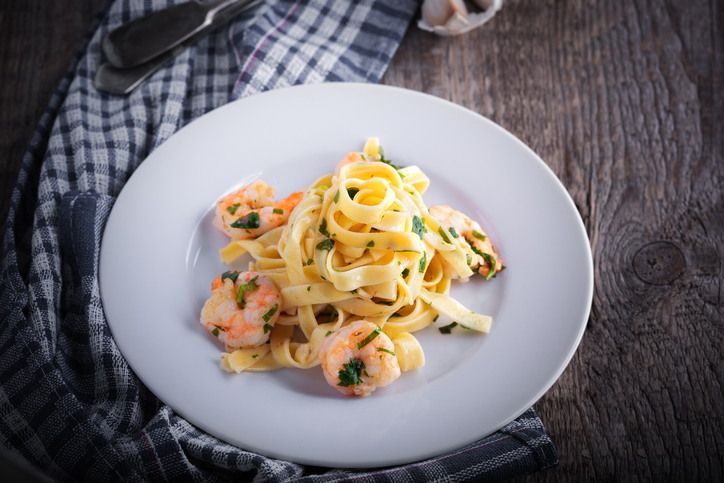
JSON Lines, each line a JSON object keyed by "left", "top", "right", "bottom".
{"left": 200, "top": 271, "right": 281, "bottom": 349}
{"left": 429, "top": 205, "right": 503, "bottom": 279}
{"left": 213, "top": 179, "right": 303, "bottom": 240}
{"left": 320, "top": 320, "right": 401, "bottom": 397}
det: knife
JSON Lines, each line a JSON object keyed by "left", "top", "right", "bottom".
{"left": 102, "top": 0, "right": 260, "bottom": 69}
{"left": 94, "top": 0, "right": 261, "bottom": 95}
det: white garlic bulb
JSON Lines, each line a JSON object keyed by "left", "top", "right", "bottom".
{"left": 422, "top": 0, "right": 468, "bottom": 27}
{"left": 419, "top": 0, "right": 503, "bottom": 37}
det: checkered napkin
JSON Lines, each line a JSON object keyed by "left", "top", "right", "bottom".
{"left": 0, "top": 0, "right": 559, "bottom": 481}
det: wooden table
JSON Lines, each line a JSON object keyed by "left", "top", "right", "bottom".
{"left": 1, "top": 0, "right": 722, "bottom": 480}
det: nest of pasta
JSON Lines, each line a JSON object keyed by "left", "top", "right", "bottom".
{"left": 202, "top": 138, "right": 503, "bottom": 396}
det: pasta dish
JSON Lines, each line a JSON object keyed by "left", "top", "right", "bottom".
{"left": 200, "top": 138, "right": 503, "bottom": 396}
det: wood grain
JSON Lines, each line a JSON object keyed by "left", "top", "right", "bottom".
{"left": 1, "top": 0, "right": 722, "bottom": 481}
{"left": 0, "top": 0, "right": 107, "bottom": 250}
{"left": 382, "top": 0, "right": 724, "bottom": 480}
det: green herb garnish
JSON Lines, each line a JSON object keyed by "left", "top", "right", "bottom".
{"left": 401, "top": 268, "right": 410, "bottom": 279}
{"left": 449, "top": 227, "right": 460, "bottom": 238}
{"left": 438, "top": 226, "right": 452, "bottom": 244}
{"left": 221, "top": 270, "right": 240, "bottom": 284}
{"left": 337, "top": 357, "right": 366, "bottom": 387}
{"left": 347, "top": 187, "right": 359, "bottom": 199}
{"left": 439, "top": 322, "right": 458, "bottom": 334}
{"left": 433, "top": 315, "right": 439, "bottom": 322}
{"left": 236, "top": 275, "right": 259, "bottom": 308}
{"left": 316, "top": 239, "right": 335, "bottom": 251}
{"left": 230, "top": 211, "right": 260, "bottom": 229}
{"left": 472, "top": 230, "right": 486, "bottom": 241}
{"left": 326, "top": 331, "right": 332, "bottom": 336}
{"left": 211, "top": 325, "right": 225, "bottom": 337}
{"left": 262, "top": 304, "right": 279, "bottom": 323}
{"left": 226, "top": 203, "right": 241, "bottom": 215}
{"left": 334, "top": 190, "right": 340, "bottom": 203}
{"left": 419, "top": 251, "right": 427, "bottom": 273}
{"left": 273, "top": 208, "right": 283, "bottom": 215}
{"left": 319, "top": 218, "right": 330, "bottom": 237}
{"left": 377, "top": 347, "right": 395, "bottom": 356}
{"left": 412, "top": 216, "right": 426, "bottom": 240}
{"left": 481, "top": 253, "right": 497, "bottom": 281}
{"left": 367, "top": 240, "right": 375, "bottom": 248}
{"left": 357, "top": 326, "right": 381, "bottom": 351}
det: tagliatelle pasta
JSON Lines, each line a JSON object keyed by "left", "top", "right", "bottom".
{"left": 202, "top": 138, "right": 503, "bottom": 396}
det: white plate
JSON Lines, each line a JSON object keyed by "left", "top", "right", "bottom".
{"left": 100, "top": 83, "right": 593, "bottom": 468}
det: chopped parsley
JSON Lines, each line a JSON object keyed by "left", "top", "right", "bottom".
{"left": 433, "top": 314, "right": 439, "bottom": 322}
{"left": 439, "top": 322, "right": 458, "bottom": 334}
{"left": 481, "top": 253, "right": 497, "bottom": 281}
{"left": 472, "top": 230, "right": 486, "bottom": 241}
{"left": 307, "top": 259, "right": 314, "bottom": 265}
{"left": 262, "top": 304, "right": 279, "bottom": 323}
{"left": 466, "top": 238, "right": 497, "bottom": 280}
{"left": 449, "top": 227, "right": 460, "bottom": 238}
{"left": 347, "top": 187, "right": 359, "bottom": 199}
{"left": 334, "top": 189, "right": 340, "bottom": 203}
{"left": 252, "top": 354, "right": 259, "bottom": 359}
{"left": 367, "top": 240, "right": 375, "bottom": 248}
{"left": 226, "top": 203, "right": 241, "bottom": 215}
{"left": 412, "top": 216, "right": 426, "bottom": 240}
{"left": 236, "top": 275, "right": 259, "bottom": 308}
{"left": 273, "top": 208, "right": 284, "bottom": 215}
{"left": 419, "top": 251, "right": 427, "bottom": 273}
{"left": 401, "top": 268, "right": 410, "bottom": 279}
{"left": 438, "top": 226, "right": 452, "bottom": 244}
{"left": 230, "top": 211, "right": 260, "bottom": 229}
{"left": 263, "top": 322, "right": 273, "bottom": 334}
{"left": 357, "top": 326, "right": 381, "bottom": 351}
{"left": 211, "top": 325, "right": 225, "bottom": 337}
{"left": 316, "top": 239, "right": 335, "bottom": 251}
{"left": 377, "top": 347, "right": 395, "bottom": 356}
{"left": 328, "top": 306, "right": 338, "bottom": 322}
{"left": 307, "top": 286, "right": 311, "bottom": 292}
{"left": 337, "top": 357, "right": 366, "bottom": 387}
{"left": 221, "top": 270, "right": 240, "bottom": 284}
{"left": 319, "top": 218, "right": 330, "bottom": 237}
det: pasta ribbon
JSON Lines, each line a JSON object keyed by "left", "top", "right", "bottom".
{"left": 212, "top": 139, "right": 495, "bottom": 379}
{"left": 220, "top": 345, "right": 273, "bottom": 373}
{"left": 392, "top": 332, "right": 425, "bottom": 372}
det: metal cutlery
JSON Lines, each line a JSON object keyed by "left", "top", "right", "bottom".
{"left": 94, "top": 0, "right": 261, "bottom": 95}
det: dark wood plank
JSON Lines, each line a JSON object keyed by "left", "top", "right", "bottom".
{"left": 382, "top": 0, "right": 724, "bottom": 480}
{"left": 0, "top": 0, "right": 106, "bottom": 250}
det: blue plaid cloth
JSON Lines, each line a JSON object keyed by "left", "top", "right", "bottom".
{"left": 0, "top": 0, "right": 559, "bottom": 481}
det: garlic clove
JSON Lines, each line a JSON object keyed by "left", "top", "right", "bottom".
{"left": 419, "top": 0, "right": 503, "bottom": 37}
{"left": 422, "top": 0, "right": 468, "bottom": 27}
